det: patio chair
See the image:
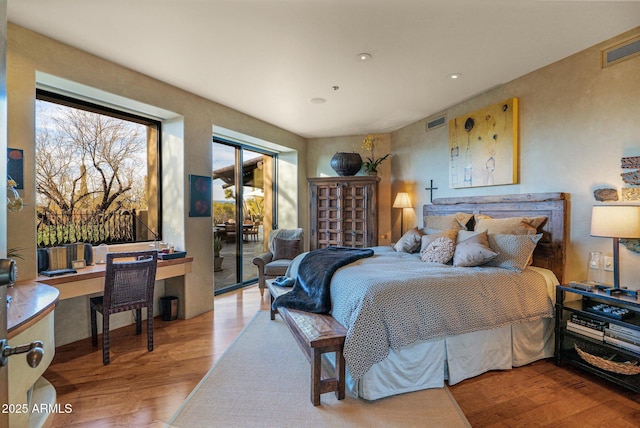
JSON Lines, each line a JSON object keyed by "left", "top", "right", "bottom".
{"left": 243, "top": 221, "right": 260, "bottom": 241}
{"left": 224, "top": 223, "right": 237, "bottom": 243}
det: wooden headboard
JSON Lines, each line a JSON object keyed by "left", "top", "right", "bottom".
{"left": 424, "top": 192, "right": 567, "bottom": 283}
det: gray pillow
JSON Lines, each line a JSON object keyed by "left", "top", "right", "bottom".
{"left": 393, "top": 227, "right": 423, "bottom": 253}
{"left": 485, "top": 233, "right": 542, "bottom": 272}
{"left": 453, "top": 231, "right": 498, "bottom": 267}
{"left": 272, "top": 238, "right": 301, "bottom": 261}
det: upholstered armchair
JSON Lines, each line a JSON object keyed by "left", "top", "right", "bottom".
{"left": 252, "top": 228, "right": 304, "bottom": 295}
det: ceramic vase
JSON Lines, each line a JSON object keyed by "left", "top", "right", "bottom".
{"left": 330, "top": 152, "right": 362, "bottom": 176}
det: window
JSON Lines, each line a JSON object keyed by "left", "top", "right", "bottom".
{"left": 35, "top": 90, "right": 161, "bottom": 247}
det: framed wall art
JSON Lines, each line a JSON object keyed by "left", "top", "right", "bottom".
{"left": 448, "top": 98, "right": 518, "bottom": 189}
{"left": 189, "top": 174, "right": 212, "bottom": 217}
{"left": 7, "top": 148, "right": 24, "bottom": 189}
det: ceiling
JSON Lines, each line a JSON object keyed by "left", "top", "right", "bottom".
{"left": 7, "top": 1, "right": 640, "bottom": 138}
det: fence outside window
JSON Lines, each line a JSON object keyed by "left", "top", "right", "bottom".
{"left": 37, "top": 209, "right": 143, "bottom": 248}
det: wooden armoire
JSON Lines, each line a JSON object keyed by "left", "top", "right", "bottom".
{"left": 308, "top": 176, "right": 379, "bottom": 250}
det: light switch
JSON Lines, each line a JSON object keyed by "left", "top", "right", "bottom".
{"left": 603, "top": 256, "right": 614, "bottom": 271}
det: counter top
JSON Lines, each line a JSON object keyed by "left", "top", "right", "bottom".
{"left": 7, "top": 282, "right": 59, "bottom": 339}
{"left": 35, "top": 256, "right": 194, "bottom": 285}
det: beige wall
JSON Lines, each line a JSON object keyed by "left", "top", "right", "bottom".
{"left": 7, "top": 24, "right": 307, "bottom": 344}
{"left": 308, "top": 27, "right": 640, "bottom": 287}
{"left": 390, "top": 27, "right": 640, "bottom": 285}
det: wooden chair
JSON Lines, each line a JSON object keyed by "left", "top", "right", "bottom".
{"left": 90, "top": 250, "right": 158, "bottom": 365}
{"left": 244, "top": 221, "right": 260, "bottom": 241}
{"left": 224, "top": 223, "right": 237, "bottom": 244}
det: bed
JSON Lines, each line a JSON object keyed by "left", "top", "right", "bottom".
{"left": 291, "top": 192, "right": 568, "bottom": 400}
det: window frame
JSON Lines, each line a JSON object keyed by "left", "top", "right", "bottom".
{"left": 35, "top": 89, "right": 163, "bottom": 245}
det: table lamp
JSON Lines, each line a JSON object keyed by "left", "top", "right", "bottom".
{"left": 590, "top": 205, "right": 640, "bottom": 298}
{"left": 392, "top": 192, "right": 412, "bottom": 236}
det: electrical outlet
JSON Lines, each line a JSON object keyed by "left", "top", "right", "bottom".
{"left": 604, "top": 256, "right": 614, "bottom": 271}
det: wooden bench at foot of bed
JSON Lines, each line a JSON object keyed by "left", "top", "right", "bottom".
{"left": 267, "top": 280, "right": 347, "bottom": 406}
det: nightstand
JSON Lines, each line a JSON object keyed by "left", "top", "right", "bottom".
{"left": 555, "top": 284, "right": 640, "bottom": 392}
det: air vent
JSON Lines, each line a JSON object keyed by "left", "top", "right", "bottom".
{"left": 425, "top": 113, "right": 446, "bottom": 132}
{"left": 602, "top": 34, "right": 640, "bottom": 68}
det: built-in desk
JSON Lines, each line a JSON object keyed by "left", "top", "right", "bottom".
{"left": 6, "top": 256, "right": 195, "bottom": 426}
{"left": 35, "top": 256, "right": 194, "bottom": 300}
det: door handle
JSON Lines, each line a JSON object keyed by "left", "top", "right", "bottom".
{"left": 0, "top": 339, "right": 44, "bottom": 368}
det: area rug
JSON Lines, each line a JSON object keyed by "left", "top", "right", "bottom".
{"left": 167, "top": 311, "right": 470, "bottom": 428}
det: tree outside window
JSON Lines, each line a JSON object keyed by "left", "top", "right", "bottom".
{"left": 35, "top": 94, "right": 160, "bottom": 247}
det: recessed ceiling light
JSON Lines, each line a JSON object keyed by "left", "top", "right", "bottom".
{"left": 357, "top": 53, "right": 372, "bottom": 61}
{"left": 448, "top": 73, "right": 462, "bottom": 79}
{"left": 309, "top": 97, "right": 326, "bottom": 104}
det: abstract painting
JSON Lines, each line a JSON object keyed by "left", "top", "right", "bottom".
{"left": 448, "top": 98, "right": 518, "bottom": 188}
{"left": 7, "top": 148, "right": 24, "bottom": 189}
{"left": 189, "top": 174, "right": 212, "bottom": 217}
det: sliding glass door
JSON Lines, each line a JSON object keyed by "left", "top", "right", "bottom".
{"left": 212, "top": 139, "right": 275, "bottom": 294}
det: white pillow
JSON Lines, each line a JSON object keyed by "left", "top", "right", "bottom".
{"left": 420, "top": 229, "right": 458, "bottom": 253}
{"left": 420, "top": 237, "right": 455, "bottom": 263}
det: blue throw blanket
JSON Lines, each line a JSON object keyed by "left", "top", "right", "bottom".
{"left": 272, "top": 246, "right": 374, "bottom": 314}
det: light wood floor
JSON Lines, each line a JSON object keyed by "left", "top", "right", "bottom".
{"left": 44, "top": 285, "right": 640, "bottom": 427}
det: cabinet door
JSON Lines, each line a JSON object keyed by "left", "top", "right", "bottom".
{"left": 309, "top": 176, "right": 378, "bottom": 250}
{"left": 341, "top": 182, "right": 370, "bottom": 248}
{"left": 315, "top": 183, "right": 343, "bottom": 249}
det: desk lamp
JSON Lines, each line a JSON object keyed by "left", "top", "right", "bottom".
{"left": 590, "top": 205, "right": 640, "bottom": 298}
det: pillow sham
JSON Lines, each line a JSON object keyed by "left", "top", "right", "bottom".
{"left": 393, "top": 227, "right": 423, "bottom": 253}
{"left": 452, "top": 231, "right": 498, "bottom": 267}
{"left": 456, "top": 229, "right": 481, "bottom": 243}
{"left": 420, "top": 229, "right": 458, "bottom": 253}
{"left": 421, "top": 237, "right": 455, "bottom": 263}
{"left": 485, "top": 233, "right": 542, "bottom": 272}
{"left": 474, "top": 214, "right": 546, "bottom": 235}
{"left": 423, "top": 212, "right": 473, "bottom": 231}
{"left": 272, "top": 238, "right": 301, "bottom": 261}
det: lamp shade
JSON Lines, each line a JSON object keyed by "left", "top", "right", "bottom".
{"left": 591, "top": 205, "right": 640, "bottom": 238}
{"left": 392, "top": 192, "right": 412, "bottom": 209}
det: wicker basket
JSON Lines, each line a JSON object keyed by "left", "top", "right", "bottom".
{"left": 574, "top": 344, "right": 640, "bottom": 375}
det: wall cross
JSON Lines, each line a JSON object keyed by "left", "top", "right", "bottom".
{"left": 425, "top": 179, "right": 438, "bottom": 203}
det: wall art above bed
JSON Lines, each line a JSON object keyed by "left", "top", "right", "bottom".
{"left": 448, "top": 98, "right": 518, "bottom": 189}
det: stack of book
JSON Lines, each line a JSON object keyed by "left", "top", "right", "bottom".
{"left": 566, "top": 313, "right": 606, "bottom": 341}
{"left": 604, "top": 324, "right": 640, "bottom": 354}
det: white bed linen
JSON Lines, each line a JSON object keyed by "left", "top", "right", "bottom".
{"left": 287, "top": 251, "right": 558, "bottom": 401}
{"left": 343, "top": 267, "right": 557, "bottom": 400}
{"left": 330, "top": 248, "right": 554, "bottom": 380}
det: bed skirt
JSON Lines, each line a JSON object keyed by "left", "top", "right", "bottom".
{"left": 338, "top": 317, "right": 554, "bottom": 401}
